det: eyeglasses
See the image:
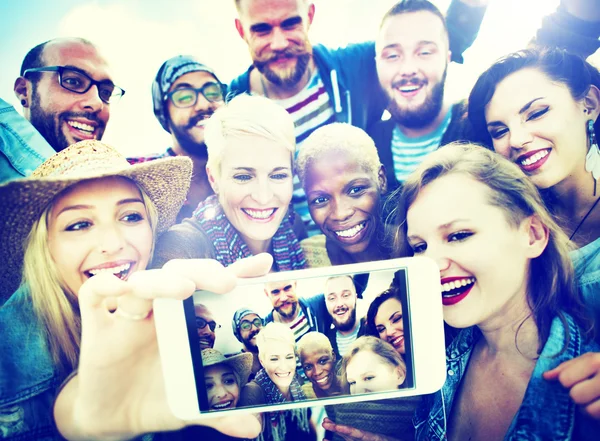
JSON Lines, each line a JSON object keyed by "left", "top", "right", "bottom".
{"left": 240, "top": 318, "right": 263, "bottom": 331}
{"left": 166, "top": 82, "right": 225, "bottom": 108}
{"left": 196, "top": 317, "right": 221, "bottom": 332}
{"left": 23, "top": 66, "right": 125, "bottom": 104}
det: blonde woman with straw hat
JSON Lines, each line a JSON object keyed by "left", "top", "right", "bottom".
{"left": 0, "top": 140, "right": 271, "bottom": 440}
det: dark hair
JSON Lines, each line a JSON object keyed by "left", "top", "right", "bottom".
{"left": 380, "top": 0, "right": 447, "bottom": 35}
{"left": 393, "top": 142, "right": 593, "bottom": 349}
{"left": 366, "top": 287, "right": 402, "bottom": 337}
{"left": 468, "top": 47, "right": 600, "bottom": 148}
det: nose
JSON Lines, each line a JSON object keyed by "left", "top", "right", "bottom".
{"left": 398, "top": 55, "right": 418, "bottom": 78}
{"left": 509, "top": 124, "right": 534, "bottom": 150}
{"left": 79, "top": 84, "right": 106, "bottom": 113}
{"left": 270, "top": 27, "right": 290, "bottom": 52}
{"left": 251, "top": 178, "right": 274, "bottom": 205}
{"left": 98, "top": 225, "right": 125, "bottom": 255}
{"left": 330, "top": 197, "right": 353, "bottom": 222}
{"left": 422, "top": 245, "right": 451, "bottom": 274}
{"left": 213, "top": 383, "right": 227, "bottom": 399}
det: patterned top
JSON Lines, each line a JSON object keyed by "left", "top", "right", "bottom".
{"left": 126, "top": 147, "right": 176, "bottom": 165}
{"left": 390, "top": 105, "right": 453, "bottom": 183}
{"left": 335, "top": 323, "right": 361, "bottom": 358}
{"left": 269, "top": 69, "right": 336, "bottom": 237}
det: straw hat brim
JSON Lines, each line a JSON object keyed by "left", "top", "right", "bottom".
{"left": 203, "top": 351, "right": 254, "bottom": 385}
{"left": 0, "top": 156, "right": 192, "bottom": 301}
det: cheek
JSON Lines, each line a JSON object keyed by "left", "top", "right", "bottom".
{"left": 308, "top": 206, "right": 327, "bottom": 226}
{"left": 131, "top": 224, "right": 154, "bottom": 269}
{"left": 228, "top": 383, "right": 240, "bottom": 399}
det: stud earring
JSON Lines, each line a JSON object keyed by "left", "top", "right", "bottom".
{"left": 585, "top": 119, "right": 600, "bottom": 195}
{"left": 20, "top": 99, "right": 26, "bottom": 106}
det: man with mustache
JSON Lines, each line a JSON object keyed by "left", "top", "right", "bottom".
{"left": 324, "top": 275, "right": 366, "bottom": 359}
{"left": 263, "top": 279, "right": 328, "bottom": 381}
{"left": 128, "top": 55, "right": 225, "bottom": 221}
{"left": 229, "top": 0, "right": 487, "bottom": 235}
{"left": 3, "top": 37, "right": 120, "bottom": 183}
{"left": 232, "top": 308, "right": 265, "bottom": 379}
{"left": 369, "top": 0, "right": 489, "bottom": 194}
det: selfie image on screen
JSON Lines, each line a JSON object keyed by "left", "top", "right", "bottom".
{"left": 183, "top": 268, "right": 414, "bottom": 412}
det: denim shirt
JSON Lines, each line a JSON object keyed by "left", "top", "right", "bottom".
{"left": 0, "top": 286, "right": 66, "bottom": 440}
{"left": 415, "top": 314, "right": 600, "bottom": 441}
{"left": 0, "top": 97, "right": 55, "bottom": 184}
{"left": 571, "top": 237, "right": 600, "bottom": 333}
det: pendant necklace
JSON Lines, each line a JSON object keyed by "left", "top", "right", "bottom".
{"left": 569, "top": 196, "right": 600, "bottom": 241}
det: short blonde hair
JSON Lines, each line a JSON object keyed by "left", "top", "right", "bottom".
{"left": 204, "top": 94, "right": 296, "bottom": 180}
{"left": 256, "top": 321, "right": 296, "bottom": 354}
{"left": 296, "top": 123, "right": 383, "bottom": 188}
{"left": 22, "top": 182, "right": 158, "bottom": 373}
{"left": 297, "top": 331, "right": 334, "bottom": 361}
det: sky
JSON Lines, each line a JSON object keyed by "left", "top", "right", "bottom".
{"left": 2, "top": 0, "right": 594, "bottom": 157}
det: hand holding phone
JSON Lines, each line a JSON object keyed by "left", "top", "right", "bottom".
{"left": 54, "top": 254, "right": 273, "bottom": 440}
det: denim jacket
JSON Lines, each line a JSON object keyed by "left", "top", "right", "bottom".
{"left": 571, "top": 237, "right": 600, "bottom": 335}
{"left": 0, "top": 286, "right": 66, "bottom": 440}
{"left": 0, "top": 97, "right": 55, "bottom": 184}
{"left": 415, "top": 314, "right": 600, "bottom": 441}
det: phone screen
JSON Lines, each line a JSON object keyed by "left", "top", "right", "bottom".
{"left": 183, "top": 267, "right": 415, "bottom": 413}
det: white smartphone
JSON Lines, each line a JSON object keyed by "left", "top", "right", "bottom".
{"left": 154, "top": 257, "right": 445, "bottom": 421}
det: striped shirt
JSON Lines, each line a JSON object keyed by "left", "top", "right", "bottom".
{"left": 270, "top": 69, "right": 336, "bottom": 237}
{"left": 286, "top": 309, "right": 311, "bottom": 381}
{"left": 391, "top": 106, "right": 453, "bottom": 183}
{"left": 336, "top": 323, "right": 361, "bottom": 358}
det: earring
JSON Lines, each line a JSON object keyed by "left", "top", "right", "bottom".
{"left": 20, "top": 99, "right": 26, "bottom": 106}
{"left": 585, "top": 119, "right": 600, "bottom": 195}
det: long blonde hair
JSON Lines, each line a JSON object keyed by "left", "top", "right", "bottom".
{"left": 22, "top": 182, "right": 158, "bottom": 372}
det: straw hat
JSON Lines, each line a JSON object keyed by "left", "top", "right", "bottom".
{"left": 0, "top": 140, "right": 192, "bottom": 300}
{"left": 201, "top": 348, "right": 253, "bottom": 385}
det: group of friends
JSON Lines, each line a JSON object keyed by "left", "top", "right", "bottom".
{"left": 0, "top": 0, "right": 599, "bottom": 440}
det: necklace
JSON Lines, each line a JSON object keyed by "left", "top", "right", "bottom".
{"left": 259, "top": 64, "right": 313, "bottom": 99}
{"left": 569, "top": 196, "right": 600, "bottom": 241}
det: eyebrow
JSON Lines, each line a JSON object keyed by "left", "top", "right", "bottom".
{"left": 56, "top": 198, "right": 144, "bottom": 217}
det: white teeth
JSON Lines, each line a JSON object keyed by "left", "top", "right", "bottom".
{"left": 213, "top": 401, "right": 233, "bottom": 409}
{"left": 67, "top": 120, "right": 94, "bottom": 133}
{"left": 441, "top": 278, "right": 475, "bottom": 293}
{"left": 275, "top": 372, "right": 291, "bottom": 377}
{"left": 335, "top": 222, "right": 365, "bottom": 238}
{"left": 520, "top": 150, "right": 549, "bottom": 166}
{"left": 316, "top": 377, "right": 329, "bottom": 384}
{"left": 244, "top": 208, "right": 275, "bottom": 219}
{"left": 88, "top": 263, "right": 131, "bottom": 277}
{"left": 399, "top": 85, "right": 420, "bottom": 92}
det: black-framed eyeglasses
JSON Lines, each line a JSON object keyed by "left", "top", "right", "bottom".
{"left": 166, "top": 82, "right": 225, "bottom": 108}
{"left": 23, "top": 66, "right": 125, "bottom": 104}
{"left": 196, "top": 317, "right": 220, "bottom": 332}
{"left": 240, "top": 318, "right": 263, "bottom": 331}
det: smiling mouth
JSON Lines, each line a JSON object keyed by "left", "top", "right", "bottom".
{"left": 389, "top": 335, "right": 404, "bottom": 348}
{"left": 275, "top": 372, "right": 291, "bottom": 378}
{"left": 212, "top": 400, "right": 234, "bottom": 410}
{"left": 441, "top": 277, "right": 475, "bottom": 305}
{"left": 315, "top": 375, "right": 330, "bottom": 385}
{"left": 518, "top": 149, "right": 550, "bottom": 167}
{"left": 334, "top": 308, "right": 348, "bottom": 316}
{"left": 199, "top": 338, "right": 213, "bottom": 348}
{"left": 334, "top": 221, "right": 366, "bottom": 238}
{"left": 242, "top": 208, "right": 277, "bottom": 220}
{"left": 85, "top": 262, "right": 132, "bottom": 280}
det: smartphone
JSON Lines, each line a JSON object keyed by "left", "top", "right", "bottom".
{"left": 154, "top": 257, "right": 445, "bottom": 420}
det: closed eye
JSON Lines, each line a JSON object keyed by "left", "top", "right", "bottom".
{"left": 526, "top": 106, "right": 549, "bottom": 122}
{"left": 410, "top": 242, "right": 427, "bottom": 254}
{"left": 489, "top": 126, "right": 509, "bottom": 140}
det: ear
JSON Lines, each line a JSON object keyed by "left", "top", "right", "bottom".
{"left": 14, "top": 76, "right": 31, "bottom": 109}
{"left": 307, "top": 3, "right": 316, "bottom": 26}
{"left": 395, "top": 365, "right": 406, "bottom": 386}
{"left": 521, "top": 214, "right": 549, "bottom": 259}
{"left": 378, "top": 165, "right": 388, "bottom": 194}
{"left": 206, "top": 165, "right": 219, "bottom": 194}
{"left": 447, "top": 49, "right": 452, "bottom": 65}
{"left": 235, "top": 18, "right": 245, "bottom": 40}
{"left": 583, "top": 84, "right": 600, "bottom": 122}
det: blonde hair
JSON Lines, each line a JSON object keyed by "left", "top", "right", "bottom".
{"left": 296, "top": 122, "right": 383, "bottom": 188}
{"left": 297, "top": 331, "right": 334, "bottom": 361}
{"left": 393, "top": 142, "right": 592, "bottom": 346}
{"left": 22, "top": 181, "right": 159, "bottom": 372}
{"left": 340, "top": 336, "right": 406, "bottom": 389}
{"left": 256, "top": 321, "right": 296, "bottom": 355}
{"left": 204, "top": 94, "right": 296, "bottom": 180}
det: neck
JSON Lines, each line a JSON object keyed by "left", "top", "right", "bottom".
{"left": 337, "top": 320, "right": 359, "bottom": 336}
{"left": 395, "top": 101, "right": 451, "bottom": 139}
{"left": 477, "top": 299, "right": 539, "bottom": 358}
{"left": 275, "top": 309, "right": 299, "bottom": 325}
{"left": 253, "top": 59, "right": 315, "bottom": 100}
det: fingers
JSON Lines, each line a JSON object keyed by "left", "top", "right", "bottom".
{"left": 192, "top": 413, "right": 262, "bottom": 438}
{"left": 227, "top": 253, "right": 273, "bottom": 278}
{"left": 544, "top": 353, "right": 600, "bottom": 388}
{"left": 322, "top": 419, "right": 399, "bottom": 441}
{"left": 162, "top": 259, "right": 237, "bottom": 294}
